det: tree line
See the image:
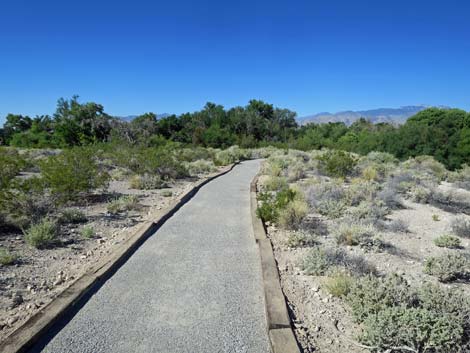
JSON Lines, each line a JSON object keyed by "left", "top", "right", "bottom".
{"left": 1, "top": 96, "right": 469, "bottom": 169}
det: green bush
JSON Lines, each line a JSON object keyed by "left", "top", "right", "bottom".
{"left": 0, "top": 248, "right": 17, "bottom": 265}
{"left": 333, "top": 222, "right": 375, "bottom": 247}
{"left": 214, "top": 146, "right": 248, "bottom": 165}
{"left": 59, "top": 208, "right": 87, "bottom": 224}
{"left": 80, "top": 225, "right": 95, "bottom": 239}
{"left": 185, "top": 159, "right": 217, "bottom": 176}
{"left": 24, "top": 218, "right": 58, "bottom": 248}
{"left": 256, "top": 187, "right": 299, "bottom": 223}
{"left": 107, "top": 195, "right": 139, "bottom": 214}
{"left": 263, "top": 176, "right": 288, "bottom": 192}
{"left": 0, "top": 148, "right": 25, "bottom": 190}
{"left": 130, "top": 174, "right": 166, "bottom": 189}
{"left": 317, "top": 150, "right": 357, "bottom": 178}
{"left": 433, "top": 234, "right": 462, "bottom": 249}
{"left": 423, "top": 253, "right": 470, "bottom": 282}
{"left": 39, "top": 148, "right": 109, "bottom": 203}
{"left": 324, "top": 270, "right": 354, "bottom": 297}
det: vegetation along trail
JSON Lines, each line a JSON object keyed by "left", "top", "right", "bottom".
{"left": 30, "top": 160, "right": 271, "bottom": 353}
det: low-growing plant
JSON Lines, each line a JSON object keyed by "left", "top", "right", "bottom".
{"left": 434, "top": 234, "right": 462, "bottom": 249}
{"left": 333, "top": 222, "right": 375, "bottom": 246}
{"left": 263, "top": 176, "right": 288, "bottom": 192}
{"left": 24, "top": 218, "right": 58, "bottom": 249}
{"left": 361, "top": 166, "right": 378, "bottom": 181}
{"left": 80, "top": 225, "right": 95, "bottom": 239}
{"left": 324, "top": 269, "right": 354, "bottom": 297}
{"left": 409, "top": 185, "right": 432, "bottom": 203}
{"left": 185, "top": 159, "right": 217, "bottom": 176}
{"left": 346, "top": 201, "right": 388, "bottom": 223}
{"left": 59, "top": 208, "right": 87, "bottom": 224}
{"left": 285, "top": 231, "right": 317, "bottom": 248}
{"left": 130, "top": 174, "right": 166, "bottom": 190}
{"left": 385, "top": 219, "right": 409, "bottom": 233}
{"left": 316, "top": 199, "right": 346, "bottom": 219}
{"left": 302, "top": 247, "right": 376, "bottom": 276}
{"left": 161, "top": 190, "right": 173, "bottom": 197}
{"left": 107, "top": 195, "right": 140, "bottom": 214}
{"left": 278, "top": 199, "right": 308, "bottom": 229}
{"left": 256, "top": 187, "right": 299, "bottom": 223}
{"left": 432, "top": 214, "right": 440, "bottom": 221}
{"left": 0, "top": 248, "right": 17, "bottom": 265}
{"left": 423, "top": 253, "right": 470, "bottom": 282}
{"left": 450, "top": 217, "right": 470, "bottom": 238}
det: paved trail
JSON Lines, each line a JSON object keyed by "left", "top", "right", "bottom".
{"left": 32, "top": 160, "right": 271, "bottom": 353}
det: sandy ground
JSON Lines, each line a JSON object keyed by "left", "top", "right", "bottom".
{"left": 0, "top": 169, "right": 224, "bottom": 343}
{"left": 261, "top": 180, "right": 470, "bottom": 353}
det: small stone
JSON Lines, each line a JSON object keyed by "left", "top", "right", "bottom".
{"left": 7, "top": 316, "right": 18, "bottom": 326}
{"left": 314, "top": 326, "right": 321, "bottom": 332}
{"left": 323, "top": 297, "right": 329, "bottom": 303}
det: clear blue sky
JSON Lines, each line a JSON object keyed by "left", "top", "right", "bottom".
{"left": 0, "top": 0, "right": 469, "bottom": 123}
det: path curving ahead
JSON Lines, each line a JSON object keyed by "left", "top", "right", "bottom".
{"left": 31, "top": 160, "right": 271, "bottom": 353}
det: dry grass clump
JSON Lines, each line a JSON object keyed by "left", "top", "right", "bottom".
{"left": 24, "top": 218, "right": 58, "bottom": 249}
{"left": 278, "top": 199, "right": 308, "bottom": 229}
{"left": 185, "top": 159, "right": 217, "bottom": 176}
{"left": 0, "top": 248, "right": 17, "bottom": 265}
{"left": 130, "top": 174, "right": 166, "bottom": 190}
{"left": 107, "top": 195, "right": 140, "bottom": 214}
{"left": 324, "top": 269, "right": 354, "bottom": 297}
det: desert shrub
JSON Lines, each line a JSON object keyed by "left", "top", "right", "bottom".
{"left": 403, "top": 155, "right": 448, "bottom": 181}
{"left": 317, "top": 150, "right": 357, "bottom": 178}
{"left": 449, "top": 164, "right": 470, "bottom": 190}
{"left": 423, "top": 253, "right": 470, "bottom": 282}
{"left": 361, "top": 166, "right": 378, "bottom": 181}
{"left": 346, "top": 201, "right": 388, "bottom": 223}
{"left": 384, "top": 219, "right": 409, "bottom": 233}
{"left": 316, "top": 199, "right": 346, "bottom": 219}
{"left": 0, "top": 248, "right": 17, "bottom": 265}
{"left": 185, "top": 159, "right": 217, "bottom": 176}
{"left": 0, "top": 148, "right": 26, "bottom": 190}
{"left": 80, "top": 225, "right": 95, "bottom": 239}
{"left": 308, "top": 182, "right": 348, "bottom": 218}
{"left": 346, "top": 180, "right": 379, "bottom": 205}
{"left": 214, "top": 146, "right": 248, "bottom": 165}
{"left": 377, "top": 186, "right": 403, "bottom": 209}
{"left": 333, "top": 222, "right": 374, "bottom": 246}
{"left": 39, "top": 148, "right": 109, "bottom": 203}
{"left": 302, "top": 247, "right": 376, "bottom": 276}
{"left": 347, "top": 275, "right": 470, "bottom": 352}
{"left": 409, "top": 185, "right": 432, "bottom": 203}
{"left": 256, "top": 187, "right": 299, "bottom": 223}
{"left": 385, "top": 171, "right": 416, "bottom": 194}
{"left": 434, "top": 234, "right": 462, "bottom": 249}
{"left": 130, "top": 174, "right": 166, "bottom": 189}
{"left": 1, "top": 177, "right": 53, "bottom": 229}
{"left": 107, "top": 195, "right": 139, "bottom": 214}
{"left": 278, "top": 199, "right": 308, "bottom": 229}
{"left": 109, "top": 167, "right": 132, "bottom": 181}
{"left": 450, "top": 217, "right": 470, "bottom": 238}
{"left": 346, "top": 274, "right": 415, "bottom": 322}
{"left": 177, "top": 147, "right": 215, "bottom": 163}
{"left": 324, "top": 270, "right": 354, "bottom": 297}
{"left": 285, "top": 231, "right": 317, "bottom": 248}
{"left": 59, "top": 208, "right": 87, "bottom": 224}
{"left": 364, "top": 151, "right": 398, "bottom": 165}
{"left": 360, "top": 307, "right": 462, "bottom": 353}
{"left": 263, "top": 176, "right": 288, "bottom": 192}
{"left": 161, "top": 190, "right": 173, "bottom": 197}
{"left": 432, "top": 214, "right": 440, "bottom": 221}
{"left": 24, "top": 218, "right": 58, "bottom": 249}
{"left": 430, "top": 189, "right": 470, "bottom": 212}
{"left": 287, "top": 163, "right": 306, "bottom": 182}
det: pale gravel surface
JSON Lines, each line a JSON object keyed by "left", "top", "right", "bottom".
{"left": 30, "top": 160, "right": 271, "bottom": 353}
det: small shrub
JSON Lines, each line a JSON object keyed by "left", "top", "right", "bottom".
{"left": 80, "top": 225, "right": 95, "bottom": 239}
{"left": 432, "top": 214, "right": 440, "bottom": 221}
{"left": 59, "top": 208, "right": 87, "bottom": 224}
{"left": 0, "top": 248, "right": 17, "bottom": 265}
{"left": 450, "top": 217, "right": 470, "bottom": 238}
{"left": 360, "top": 307, "right": 461, "bottom": 353}
{"left": 317, "top": 150, "right": 357, "bottom": 178}
{"left": 256, "top": 187, "right": 299, "bottom": 223}
{"left": 434, "top": 234, "right": 462, "bottom": 249}
{"left": 278, "top": 200, "right": 308, "bottom": 229}
{"left": 361, "top": 166, "right": 378, "bottom": 181}
{"left": 285, "top": 231, "right": 317, "bottom": 248}
{"left": 214, "top": 146, "right": 247, "bottom": 165}
{"left": 263, "top": 176, "right": 288, "bottom": 192}
{"left": 346, "top": 201, "right": 388, "bottom": 223}
{"left": 302, "top": 247, "right": 376, "bottom": 276}
{"left": 161, "top": 190, "right": 173, "bottom": 197}
{"left": 107, "top": 195, "right": 139, "bottom": 214}
{"left": 386, "top": 219, "right": 409, "bottom": 233}
{"left": 130, "top": 174, "right": 166, "bottom": 190}
{"left": 377, "top": 187, "right": 403, "bottom": 210}
{"left": 185, "top": 159, "right": 217, "bottom": 176}
{"left": 287, "top": 163, "right": 306, "bottom": 182}
{"left": 333, "top": 222, "right": 375, "bottom": 246}
{"left": 423, "top": 253, "right": 470, "bottom": 282}
{"left": 324, "top": 270, "right": 354, "bottom": 297}
{"left": 316, "top": 199, "right": 346, "bottom": 219}
{"left": 24, "top": 218, "right": 58, "bottom": 249}
{"left": 409, "top": 185, "right": 432, "bottom": 203}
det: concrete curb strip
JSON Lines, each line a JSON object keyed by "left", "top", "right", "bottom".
{"left": 0, "top": 163, "right": 239, "bottom": 353}
{"left": 250, "top": 174, "right": 301, "bottom": 353}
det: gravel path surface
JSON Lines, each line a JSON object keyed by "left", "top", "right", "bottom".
{"left": 31, "top": 160, "right": 271, "bottom": 353}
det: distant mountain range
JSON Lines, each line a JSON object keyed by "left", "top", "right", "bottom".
{"left": 297, "top": 105, "right": 448, "bottom": 125}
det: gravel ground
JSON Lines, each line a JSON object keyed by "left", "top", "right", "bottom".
{"left": 30, "top": 160, "right": 271, "bottom": 353}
